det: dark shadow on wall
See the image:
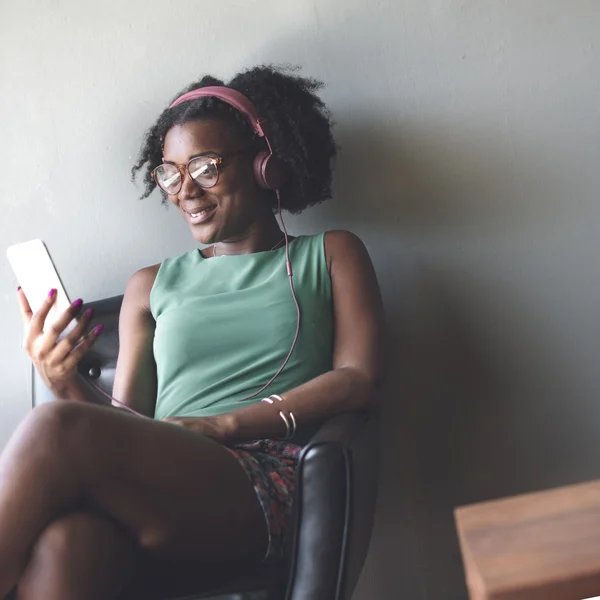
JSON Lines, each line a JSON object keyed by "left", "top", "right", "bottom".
{"left": 395, "top": 262, "right": 600, "bottom": 600}
{"left": 315, "top": 118, "right": 545, "bottom": 600}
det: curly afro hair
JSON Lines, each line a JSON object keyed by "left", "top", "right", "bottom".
{"left": 131, "top": 65, "right": 337, "bottom": 214}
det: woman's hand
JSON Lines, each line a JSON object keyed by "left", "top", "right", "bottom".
{"left": 163, "top": 414, "right": 236, "bottom": 444}
{"left": 18, "top": 288, "right": 104, "bottom": 400}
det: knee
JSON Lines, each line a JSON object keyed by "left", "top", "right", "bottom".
{"left": 17, "top": 401, "right": 94, "bottom": 458}
{"left": 30, "top": 513, "right": 101, "bottom": 565}
{"left": 28, "top": 398, "right": 90, "bottom": 430}
{"left": 19, "top": 513, "right": 136, "bottom": 600}
{"left": 17, "top": 515, "right": 97, "bottom": 600}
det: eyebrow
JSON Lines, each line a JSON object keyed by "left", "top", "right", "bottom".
{"left": 163, "top": 150, "right": 221, "bottom": 165}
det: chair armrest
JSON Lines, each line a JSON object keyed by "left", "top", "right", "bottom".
{"left": 285, "top": 412, "right": 379, "bottom": 600}
{"left": 308, "top": 411, "right": 372, "bottom": 446}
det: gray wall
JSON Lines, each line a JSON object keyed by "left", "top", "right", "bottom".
{"left": 2, "top": 1, "right": 600, "bottom": 598}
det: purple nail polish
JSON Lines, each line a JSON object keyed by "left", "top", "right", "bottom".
{"left": 48, "top": 288, "right": 56, "bottom": 298}
{"left": 92, "top": 324, "right": 104, "bottom": 335}
{"left": 17, "top": 286, "right": 22, "bottom": 292}
{"left": 84, "top": 308, "right": 94, "bottom": 319}
{"left": 72, "top": 298, "right": 83, "bottom": 309}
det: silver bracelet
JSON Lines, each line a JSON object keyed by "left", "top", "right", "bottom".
{"left": 288, "top": 411, "right": 297, "bottom": 438}
{"left": 278, "top": 410, "right": 291, "bottom": 440}
{"left": 262, "top": 396, "right": 296, "bottom": 440}
{"left": 279, "top": 410, "right": 297, "bottom": 440}
{"left": 261, "top": 394, "right": 284, "bottom": 404}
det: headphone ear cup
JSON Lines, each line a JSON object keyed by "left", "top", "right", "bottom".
{"left": 254, "top": 151, "right": 289, "bottom": 190}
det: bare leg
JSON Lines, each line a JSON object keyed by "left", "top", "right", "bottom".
{"left": 0, "top": 401, "right": 268, "bottom": 597}
{"left": 17, "top": 512, "right": 136, "bottom": 600}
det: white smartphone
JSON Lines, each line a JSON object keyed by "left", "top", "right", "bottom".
{"left": 7, "top": 239, "right": 72, "bottom": 331}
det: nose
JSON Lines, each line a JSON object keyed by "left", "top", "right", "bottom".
{"left": 177, "top": 170, "right": 205, "bottom": 201}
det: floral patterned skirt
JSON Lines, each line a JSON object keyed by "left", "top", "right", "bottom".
{"left": 225, "top": 439, "right": 303, "bottom": 562}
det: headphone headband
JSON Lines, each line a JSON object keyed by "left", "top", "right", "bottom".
{"left": 167, "top": 85, "right": 287, "bottom": 191}
{"left": 169, "top": 86, "right": 268, "bottom": 138}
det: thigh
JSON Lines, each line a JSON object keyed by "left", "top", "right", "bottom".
{"left": 43, "top": 402, "right": 268, "bottom": 564}
{"left": 17, "top": 511, "right": 136, "bottom": 600}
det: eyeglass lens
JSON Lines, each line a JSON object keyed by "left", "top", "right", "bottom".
{"left": 155, "top": 156, "right": 219, "bottom": 193}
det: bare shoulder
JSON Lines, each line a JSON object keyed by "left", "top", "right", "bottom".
{"left": 323, "top": 230, "right": 372, "bottom": 273}
{"left": 322, "top": 230, "right": 384, "bottom": 386}
{"left": 124, "top": 263, "right": 161, "bottom": 312}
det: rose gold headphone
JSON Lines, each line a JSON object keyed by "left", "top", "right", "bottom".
{"left": 169, "top": 86, "right": 289, "bottom": 191}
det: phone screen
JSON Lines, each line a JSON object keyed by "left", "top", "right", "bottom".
{"left": 7, "top": 239, "right": 72, "bottom": 331}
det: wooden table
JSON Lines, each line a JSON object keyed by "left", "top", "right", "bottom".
{"left": 455, "top": 480, "right": 600, "bottom": 600}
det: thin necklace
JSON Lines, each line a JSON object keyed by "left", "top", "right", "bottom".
{"left": 213, "top": 237, "right": 285, "bottom": 257}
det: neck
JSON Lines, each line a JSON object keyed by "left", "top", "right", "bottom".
{"left": 212, "top": 213, "right": 285, "bottom": 256}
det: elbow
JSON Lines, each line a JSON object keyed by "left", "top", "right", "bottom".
{"left": 340, "top": 366, "right": 383, "bottom": 411}
{"left": 363, "top": 376, "right": 383, "bottom": 411}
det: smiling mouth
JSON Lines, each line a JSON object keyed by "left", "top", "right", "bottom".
{"left": 185, "top": 205, "right": 215, "bottom": 218}
{"left": 184, "top": 204, "right": 217, "bottom": 224}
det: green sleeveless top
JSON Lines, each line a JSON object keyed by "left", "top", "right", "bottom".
{"left": 150, "top": 233, "right": 333, "bottom": 423}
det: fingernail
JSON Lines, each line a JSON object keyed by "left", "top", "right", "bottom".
{"left": 84, "top": 308, "right": 94, "bottom": 319}
{"left": 92, "top": 324, "right": 104, "bottom": 335}
{"left": 72, "top": 298, "right": 83, "bottom": 309}
{"left": 17, "top": 286, "right": 22, "bottom": 292}
{"left": 48, "top": 288, "right": 56, "bottom": 298}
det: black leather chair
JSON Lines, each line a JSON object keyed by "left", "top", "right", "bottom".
{"left": 31, "top": 295, "right": 379, "bottom": 600}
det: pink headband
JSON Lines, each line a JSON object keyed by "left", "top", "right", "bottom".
{"left": 169, "top": 86, "right": 268, "bottom": 138}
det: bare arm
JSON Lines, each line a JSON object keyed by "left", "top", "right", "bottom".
{"left": 111, "top": 265, "right": 159, "bottom": 418}
{"left": 170, "top": 231, "right": 385, "bottom": 442}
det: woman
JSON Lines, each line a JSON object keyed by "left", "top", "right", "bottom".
{"left": 2, "top": 66, "right": 384, "bottom": 599}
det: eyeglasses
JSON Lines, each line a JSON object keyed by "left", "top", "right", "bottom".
{"left": 152, "top": 147, "right": 249, "bottom": 195}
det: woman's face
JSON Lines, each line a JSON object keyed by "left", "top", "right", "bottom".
{"left": 161, "top": 118, "right": 267, "bottom": 245}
